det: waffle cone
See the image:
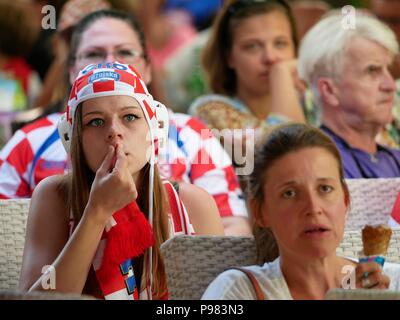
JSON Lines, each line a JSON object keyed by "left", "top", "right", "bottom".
{"left": 362, "top": 224, "right": 392, "bottom": 256}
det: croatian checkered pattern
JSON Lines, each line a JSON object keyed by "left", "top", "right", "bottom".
{"left": 158, "top": 111, "right": 247, "bottom": 218}
{"left": 0, "top": 111, "right": 247, "bottom": 218}
{"left": 66, "top": 63, "right": 150, "bottom": 126}
{"left": 0, "top": 113, "right": 68, "bottom": 199}
{"left": 60, "top": 62, "right": 169, "bottom": 157}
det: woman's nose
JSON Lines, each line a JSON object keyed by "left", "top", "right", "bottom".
{"left": 263, "top": 46, "right": 279, "bottom": 64}
{"left": 105, "top": 52, "right": 118, "bottom": 62}
{"left": 303, "top": 191, "right": 323, "bottom": 216}
{"left": 108, "top": 121, "right": 123, "bottom": 140}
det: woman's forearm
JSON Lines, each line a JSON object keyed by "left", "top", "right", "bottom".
{"left": 269, "top": 63, "right": 306, "bottom": 123}
{"left": 29, "top": 207, "right": 107, "bottom": 294}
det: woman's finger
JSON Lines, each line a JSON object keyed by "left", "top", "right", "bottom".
{"left": 97, "top": 145, "right": 115, "bottom": 174}
{"left": 113, "top": 143, "right": 128, "bottom": 173}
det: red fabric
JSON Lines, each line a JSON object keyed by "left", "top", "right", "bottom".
{"left": 95, "top": 201, "right": 154, "bottom": 298}
{"left": 164, "top": 182, "right": 184, "bottom": 233}
{"left": 390, "top": 192, "right": 400, "bottom": 225}
{"left": 118, "top": 70, "right": 136, "bottom": 88}
{"left": 3, "top": 57, "right": 32, "bottom": 94}
{"left": 212, "top": 193, "right": 231, "bottom": 217}
{"left": 93, "top": 80, "right": 115, "bottom": 93}
{"left": 102, "top": 201, "right": 154, "bottom": 268}
{"left": 7, "top": 138, "right": 33, "bottom": 176}
{"left": 143, "top": 100, "right": 155, "bottom": 119}
{"left": 224, "top": 166, "right": 239, "bottom": 192}
{"left": 186, "top": 118, "right": 213, "bottom": 140}
{"left": 21, "top": 117, "right": 53, "bottom": 134}
{"left": 190, "top": 149, "right": 216, "bottom": 180}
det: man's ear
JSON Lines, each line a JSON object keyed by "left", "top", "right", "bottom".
{"left": 317, "top": 77, "right": 340, "bottom": 107}
{"left": 248, "top": 198, "right": 270, "bottom": 228}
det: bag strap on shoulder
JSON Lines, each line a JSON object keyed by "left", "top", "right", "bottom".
{"left": 229, "top": 267, "right": 265, "bottom": 300}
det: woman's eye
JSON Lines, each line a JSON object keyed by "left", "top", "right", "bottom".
{"left": 367, "top": 65, "right": 382, "bottom": 75}
{"left": 244, "top": 42, "right": 260, "bottom": 50}
{"left": 320, "top": 185, "right": 333, "bottom": 193}
{"left": 282, "top": 190, "right": 296, "bottom": 198}
{"left": 87, "top": 118, "right": 104, "bottom": 127}
{"left": 124, "top": 114, "right": 138, "bottom": 122}
{"left": 275, "top": 40, "right": 289, "bottom": 48}
{"left": 85, "top": 51, "right": 103, "bottom": 58}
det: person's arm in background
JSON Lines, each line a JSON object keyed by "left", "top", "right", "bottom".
{"left": 269, "top": 59, "right": 306, "bottom": 123}
{"left": 179, "top": 182, "right": 224, "bottom": 235}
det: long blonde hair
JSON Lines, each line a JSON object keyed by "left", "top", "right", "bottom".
{"left": 60, "top": 104, "right": 170, "bottom": 298}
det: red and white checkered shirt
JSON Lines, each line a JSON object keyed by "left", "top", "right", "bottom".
{"left": 0, "top": 113, "right": 68, "bottom": 199}
{"left": 0, "top": 111, "right": 247, "bottom": 218}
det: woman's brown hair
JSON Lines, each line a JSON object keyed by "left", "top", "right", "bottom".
{"left": 202, "top": 0, "right": 298, "bottom": 96}
{"left": 59, "top": 105, "right": 170, "bottom": 298}
{"left": 247, "top": 123, "right": 350, "bottom": 264}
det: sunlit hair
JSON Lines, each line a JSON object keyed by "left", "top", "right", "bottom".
{"left": 298, "top": 11, "right": 399, "bottom": 108}
{"left": 202, "top": 0, "right": 297, "bottom": 96}
{"left": 247, "top": 123, "right": 350, "bottom": 264}
{"left": 59, "top": 103, "right": 170, "bottom": 298}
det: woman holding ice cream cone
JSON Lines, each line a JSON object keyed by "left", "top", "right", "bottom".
{"left": 202, "top": 123, "right": 400, "bottom": 300}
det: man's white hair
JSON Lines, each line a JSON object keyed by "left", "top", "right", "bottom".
{"left": 298, "top": 11, "right": 399, "bottom": 107}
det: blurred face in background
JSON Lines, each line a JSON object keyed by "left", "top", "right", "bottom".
{"left": 227, "top": 9, "right": 296, "bottom": 96}
{"left": 70, "top": 17, "right": 151, "bottom": 84}
{"left": 333, "top": 37, "right": 396, "bottom": 129}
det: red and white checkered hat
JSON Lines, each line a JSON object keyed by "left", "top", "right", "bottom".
{"left": 59, "top": 62, "right": 169, "bottom": 156}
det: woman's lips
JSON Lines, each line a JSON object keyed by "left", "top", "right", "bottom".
{"left": 303, "top": 225, "right": 331, "bottom": 237}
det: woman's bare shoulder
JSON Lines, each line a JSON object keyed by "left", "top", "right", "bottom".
{"left": 178, "top": 182, "right": 212, "bottom": 202}
{"left": 30, "top": 174, "right": 69, "bottom": 221}
{"left": 178, "top": 182, "right": 225, "bottom": 235}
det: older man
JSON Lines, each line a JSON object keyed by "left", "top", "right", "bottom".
{"left": 298, "top": 13, "right": 400, "bottom": 178}
{"left": 371, "top": 0, "right": 400, "bottom": 79}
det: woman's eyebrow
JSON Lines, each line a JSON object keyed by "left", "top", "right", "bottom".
{"left": 274, "top": 180, "right": 296, "bottom": 190}
{"left": 83, "top": 106, "right": 141, "bottom": 117}
{"left": 121, "top": 106, "right": 141, "bottom": 110}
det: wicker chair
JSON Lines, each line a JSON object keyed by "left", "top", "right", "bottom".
{"left": 345, "top": 178, "right": 400, "bottom": 230}
{"left": 0, "top": 289, "right": 96, "bottom": 300}
{"left": 1, "top": 177, "right": 400, "bottom": 296}
{"left": 325, "top": 288, "right": 400, "bottom": 300}
{"left": 161, "top": 230, "right": 400, "bottom": 300}
{"left": 0, "top": 199, "right": 30, "bottom": 290}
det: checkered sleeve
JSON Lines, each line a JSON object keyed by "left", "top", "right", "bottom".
{"left": 175, "top": 115, "right": 248, "bottom": 218}
{"left": 0, "top": 130, "right": 33, "bottom": 199}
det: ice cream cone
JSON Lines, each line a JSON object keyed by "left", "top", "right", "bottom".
{"left": 362, "top": 224, "right": 392, "bottom": 256}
